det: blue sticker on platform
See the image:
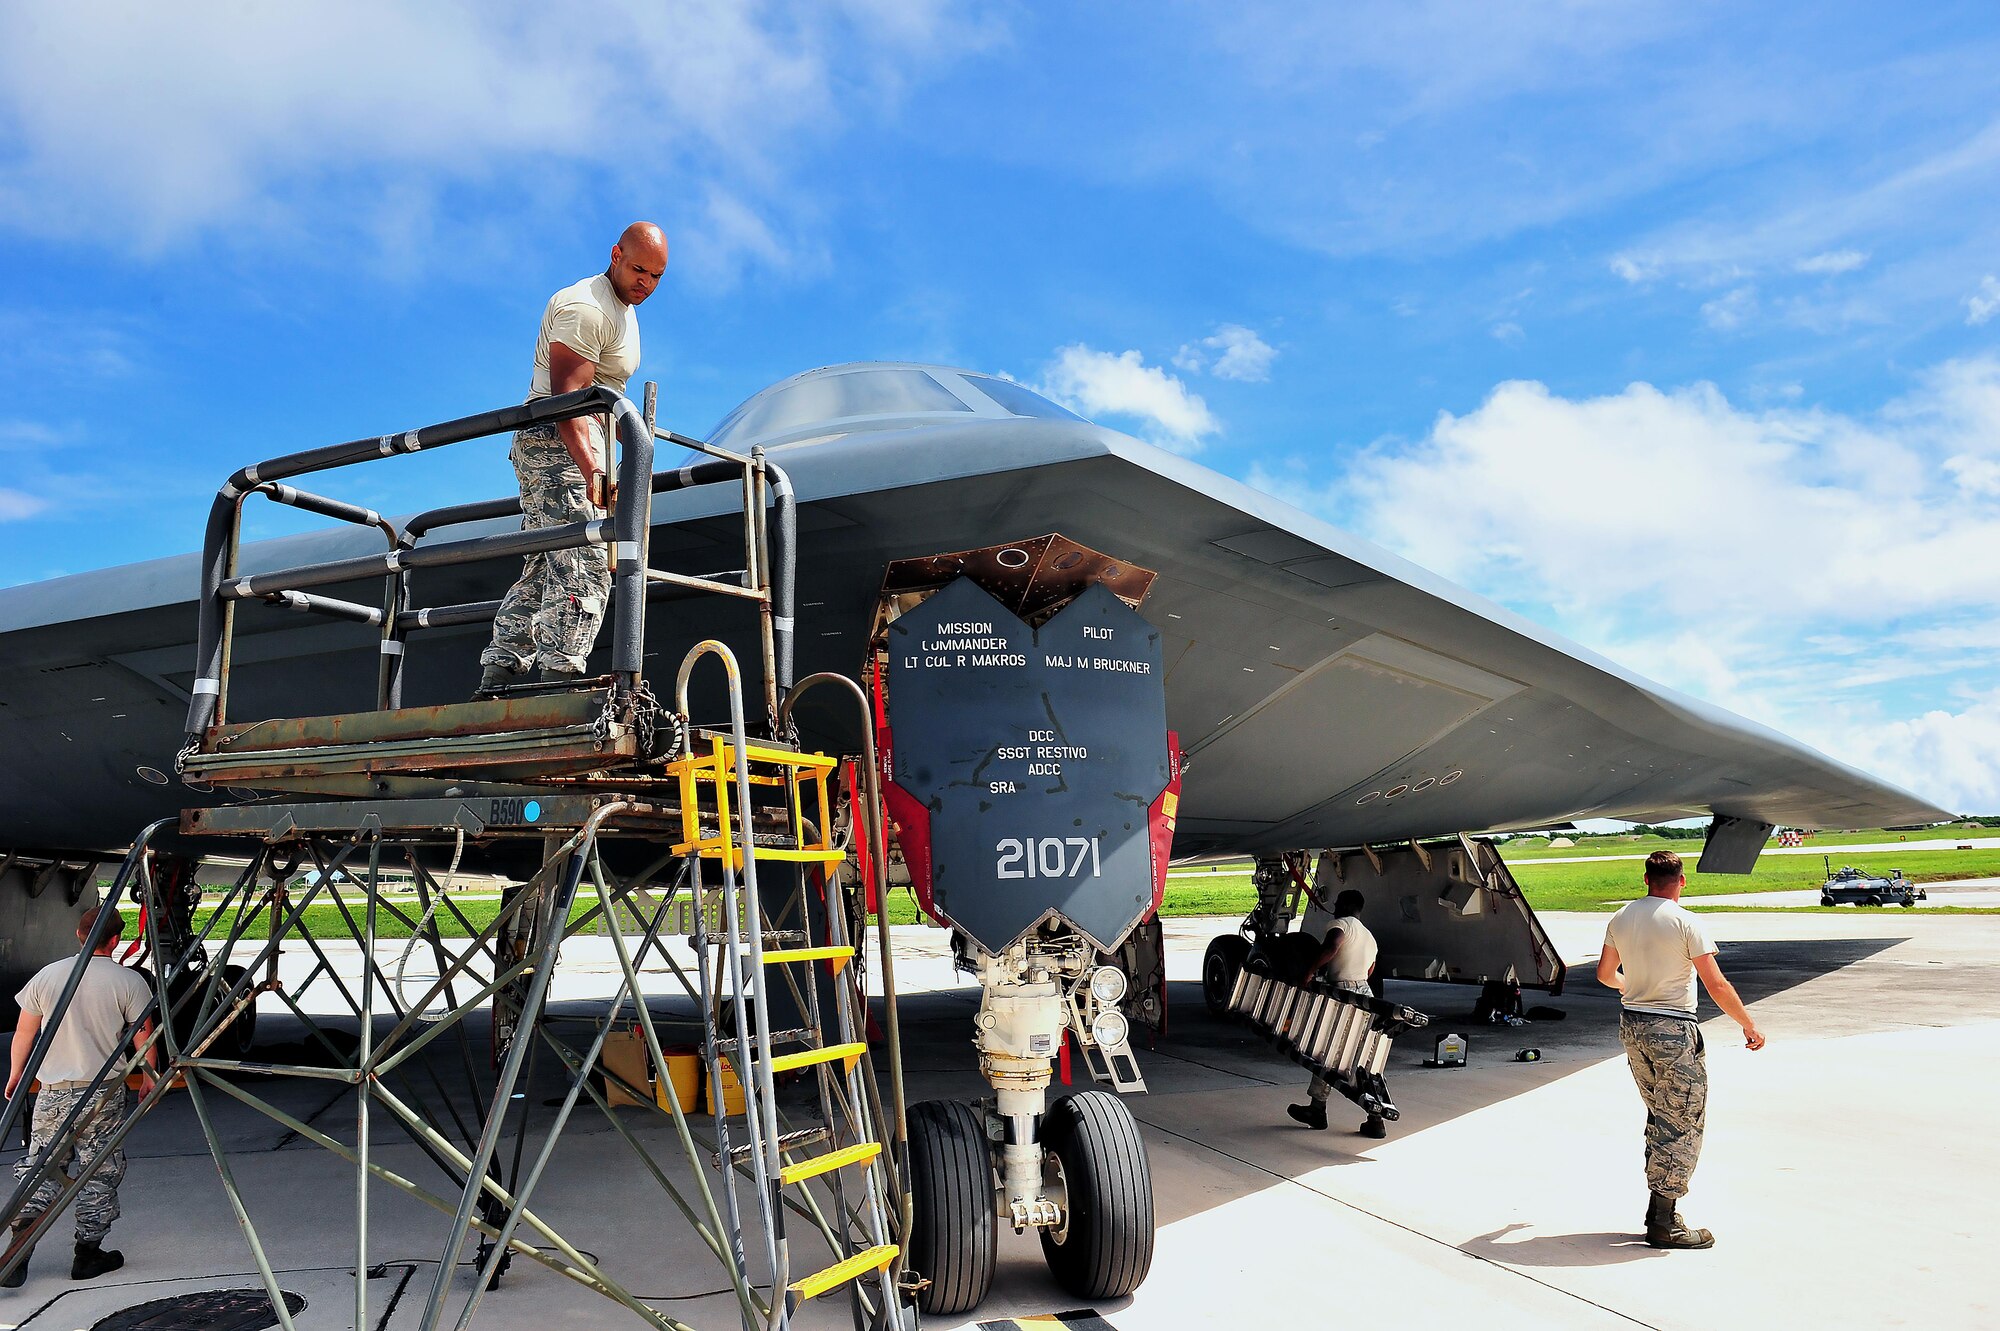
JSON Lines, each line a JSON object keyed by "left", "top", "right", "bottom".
{"left": 523, "top": 801, "right": 541, "bottom": 822}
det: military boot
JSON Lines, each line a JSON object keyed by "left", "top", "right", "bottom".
{"left": 1286, "top": 1100, "right": 1328, "bottom": 1130}
{"left": 70, "top": 1239, "right": 124, "bottom": 1280}
{"left": 1, "top": 1220, "right": 35, "bottom": 1287}
{"left": 473, "top": 661, "right": 525, "bottom": 699}
{"left": 1645, "top": 1192, "right": 1714, "bottom": 1249}
{"left": 535, "top": 664, "right": 585, "bottom": 687}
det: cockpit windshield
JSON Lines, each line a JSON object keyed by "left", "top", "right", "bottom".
{"left": 706, "top": 364, "right": 1088, "bottom": 449}
{"left": 960, "top": 375, "right": 1084, "bottom": 423}
{"left": 710, "top": 368, "right": 970, "bottom": 448}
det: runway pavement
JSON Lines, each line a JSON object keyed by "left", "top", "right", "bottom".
{"left": 3, "top": 910, "right": 1993, "bottom": 1330}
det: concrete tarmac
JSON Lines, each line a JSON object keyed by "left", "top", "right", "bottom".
{"left": 3, "top": 910, "right": 1993, "bottom": 1330}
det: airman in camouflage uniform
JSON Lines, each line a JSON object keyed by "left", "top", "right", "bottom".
{"left": 477, "top": 224, "right": 665, "bottom": 695}
{"left": 479, "top": 422, "right": 611, "bottom": 678}
{"left": 6, "top": 906, "right": 155, "bottom": 1285}
{"left": 1599, "top": 850, "right": 1766, "bottom": 1251}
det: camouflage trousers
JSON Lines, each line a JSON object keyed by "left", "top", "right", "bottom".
{"left": 481, "top": 422, "right": 611, "bottom": 675}
{"left": 13, "top": 1084, "right": 129, "bottom": 1242}
{"left": 1620, "top": 1012, "right": 1707, "bottom": 1198}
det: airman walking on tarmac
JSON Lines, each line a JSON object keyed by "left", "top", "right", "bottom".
{"left": 1599, "top": 850, "right": 1766, "bottom": 1249}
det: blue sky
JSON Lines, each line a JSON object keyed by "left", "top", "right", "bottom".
{"left": 2, "top": 1, "right": 1997, "bottom": 811}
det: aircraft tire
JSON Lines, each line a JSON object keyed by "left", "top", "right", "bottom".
{"left": 906, "top": 1098, "right": 995, "bottom": 1315}
{"left": 1202, "top": 936, "right": 1250, "bottom": 1016}
{"left": 1039, "top": 1090, "right": 1154, "bottom": 1299}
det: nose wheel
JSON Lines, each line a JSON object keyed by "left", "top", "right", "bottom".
{"left": 906, "top": 1098, "right": 997, "bottom": 1315}
{"left": 1037, "top": 1091, "right": 1155, "bottom": 1299}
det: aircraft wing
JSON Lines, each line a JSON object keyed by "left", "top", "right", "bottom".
{"left": 0, "top": 362, "right": 1953, "bottom": 858}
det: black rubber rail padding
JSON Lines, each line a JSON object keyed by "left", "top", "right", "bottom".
{"left": 398, "top": 455, "right": 739, "bottom": 545}
{"left": 905, "top": 1099, "right": 996, "bottom": 1315}
{"left": 1039, "top": 1090, "right": 1156, "bottom": 1300}
{"left": 184, "top": 387, "right": 649, "bottom": 741}
{"left": 765, "top": 460, "right": 797, "bottom": 694}
{"left": 398, "top": 571, "right": 757, "bottom": 634}
{"left": 264, "top": 590, "right": 383, "bottom": 627}
{"left": 256, "top": 482, "right": 393, "bottom": 534}
{"left": 220, "top": 519, "right": 607, "bottom": 600}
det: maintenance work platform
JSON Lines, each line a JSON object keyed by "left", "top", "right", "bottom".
{"left": 3, "top": 385, "right": 924, "bottom": 1331}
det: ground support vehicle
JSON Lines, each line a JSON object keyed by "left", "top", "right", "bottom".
{"left": 1820, "top": 861, "right": 1926, "bottom": 907}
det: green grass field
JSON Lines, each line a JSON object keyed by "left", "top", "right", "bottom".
{"left": 1155, "top": 843, "right": 2000, "bottom": 918}
{"left": 1507, "top": 847, "right": 2000, "bottom": 911}
{"left": 1502, "top": 824, "right": 2000, "bottom": 859}
{"left": 194, "top": 887, "right": 930, "bottom": 942}
{"left": 192, "top": 840, "right": 2000, "bottom": 942}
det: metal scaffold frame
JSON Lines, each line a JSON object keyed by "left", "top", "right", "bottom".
{"left": 0, "top": 390, "right": 910, "bottom": 1331}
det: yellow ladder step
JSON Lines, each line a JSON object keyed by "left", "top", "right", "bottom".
{"left": 779, "top": 1140, "right": 883, "bottom": 1187}
{"left": 767, "top": 1041, "right": 867, "bottom": 1075}
{"left": 755, "top": 945, "right": 854, "bottom": 974}
{"left": 789, "top": 1243, "right": 898, "bottom": 1302}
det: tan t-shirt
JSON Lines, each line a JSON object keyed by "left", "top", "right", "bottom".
{"left": 16, "top": 953, "right": 152, "bottom": 1084}
{"left": 529, "top": 273, "right": 640, "bottom": 399}
{"left": 1605, "top": 895, "right": 1717, "bottom": 1017}
{"left": 1325, "top": 916, "right": 1379, "bottom": 986}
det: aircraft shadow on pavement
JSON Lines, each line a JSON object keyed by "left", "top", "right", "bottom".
{"left": 1698, "top": 936, "right": 1909, "bottom": 1006}
{"left": 1460, "top": 1223, "right": 1666, "bottom": 1268}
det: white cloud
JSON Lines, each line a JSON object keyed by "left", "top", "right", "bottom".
{"left": 1795, "top": 249, "right": 1868, "bottom": 275}
{"left": 1967, "top": 274, "right": 2000, "bottom": 326}
{"left": 1490, "top": 321, "right": 1524, "bottom": 344}
{"left": 1040, "top": 346, "right": 1218, "bottom": 452}
{"left": 1700, "top": 286, "right": 1757, "bottom": 330}
{"left": 1948, "top": 455, "right": 2000, "bottom": 496}
{"left": 1174, "top": 324, "right": 1278, "bottom": 382}
{"left": 1809, "top": 692, "right": 2000, "bottom": 817}
{"left": 0, "top": 2, "right": 988, "bottom": 258}
{"left": 0, "top": 488, "right": 47, "bottom": 520}
{"left": 1615, "top": 121, "right": 2000, "bottom": 284}
{"left": 1610, "top": 255, "right": 1657, "bottom": 284}
{"left": 1593, "top": 119, "right": 2000, "bottom": 332}
{"left": 1343, "top": 358, "right": 2000, "bottom": 623}
{"left": 0, "top": 421, "right": 62, "bottom": 451}
{"left": 1268, "top": 356, "right": 2000, "bottom": 812}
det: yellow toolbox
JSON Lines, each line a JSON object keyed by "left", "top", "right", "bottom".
{"left": 655, "top": 1047, "right": 700, "bottom": 1113}
{"left": 706, "top": 1056, "right": 746, "bottom": 1116}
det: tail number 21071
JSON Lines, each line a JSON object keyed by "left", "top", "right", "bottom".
{"left": 996, "top": 836, "right": 1102, "bottom": 879}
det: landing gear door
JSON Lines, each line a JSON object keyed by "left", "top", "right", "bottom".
{"left": 1300, "top": 836, "right": 1567, "bottom": 994}
{"left": 882, "top": 576, "right": 1171, "bottom": 954}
